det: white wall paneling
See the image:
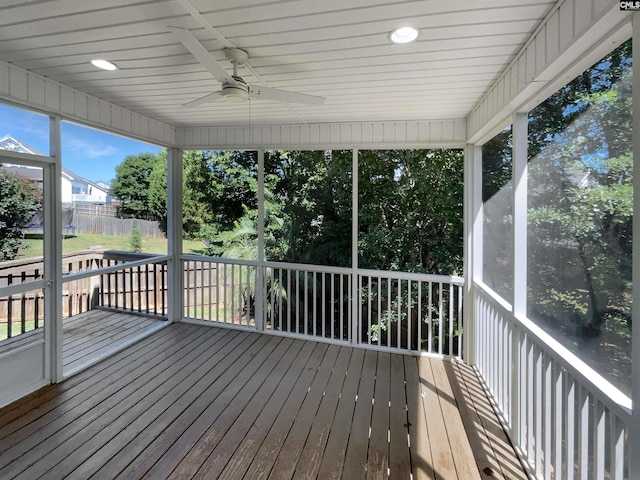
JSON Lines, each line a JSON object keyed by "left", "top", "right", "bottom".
{"left": 0, "top": 60, "right": 176, "bottom": 147}
{"left": 176, "top": 120, "right": 466, "bottom": 150}
{"left": 467, "top": 0, "right": 631, "bottom": 143}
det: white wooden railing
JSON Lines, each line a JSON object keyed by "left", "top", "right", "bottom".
{"left": 474, "top": 282, "right": 631, "bottom": 480}
{"left": 63, "top": 255, "right": 170, "bottom": 317}
{"left": 357, "top": 269, "right": 464, "bottom": 356}
{"left": 264, "top": 261, "right": 352, "bottom": 343}
{"left": 181, "top": 256, "right": 465, "bottom": 358}
{"left": 183, "top": 256, "right": 257, "bottom": 328}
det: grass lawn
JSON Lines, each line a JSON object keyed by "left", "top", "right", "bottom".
{"left": 0, "top": 320, "right": 39, "bottom": 341}
{"left": 18, "top": 233, "right": 206, "bottom": 258}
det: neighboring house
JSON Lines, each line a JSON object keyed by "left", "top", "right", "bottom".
{"left": 0, "top": 134, "right": 110, "bottom": 204}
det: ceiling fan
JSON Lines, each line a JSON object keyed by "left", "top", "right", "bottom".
{"left": 168, "top": 27, "right": 325, "bottom": 108}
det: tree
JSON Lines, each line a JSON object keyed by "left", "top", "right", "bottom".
{"left": 0, "top": 170, "right": 41, "bottom": 260}
{"left": 129, "top": 220, "right": 142, "bottom": 252}
{"left": 527, "top": 40, "right": 632, "bottom": 338}
{"left": 358, "top": 149, "right": 464, "bottom": 274}
{"left": 148, "top": 150, "right": 168, "bottom": 232}
{"left": 110, "top": 152, "right": 160, "bottom": 219}
{"left": 265, "top": 150, "right": 353, "bottom": 267}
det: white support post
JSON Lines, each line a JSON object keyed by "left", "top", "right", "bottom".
{"left": 46, "top": 116, "right": 64, "bottom": 382}
{"left": 167, "top": 147, "right": 183, "bottom": 323}
{"left": 512, "top": 113, "right": 528, "bottom": 317}
{"left": 351, "top": 148, "right": 359, "bottom": 345}
{"left": 511, "top": 111, "right": 528, "bottom": 448}
{"left": 630, "top": 13, "right": 640, "bottom": 480}
{"left": 463, "top": 143, "right": 481, "bottom": 364}
{"left": 256, "top": 149, "right": 265, "bottom": 331}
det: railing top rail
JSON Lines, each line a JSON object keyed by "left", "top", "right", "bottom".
{"left": 357, "top": 268, "right": 464, "bottom": 284}
{"left": 265, "top": 260, "right": 352, "bottom": 275}
{"left": 181, "top": 254, "right": 258, "bottom": 267}
{"left": 474, "top": 281, "right": 632, "bottom": 419}
{"left": 0, "top": 279, "right": 47, "bottom": 298}
{"left": 63, "top": 254, "right": 170, "bottom": 283}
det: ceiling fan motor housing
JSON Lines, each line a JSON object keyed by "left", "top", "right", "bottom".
{"left": 222, "top": 76, "right": 249, "bottom": 103}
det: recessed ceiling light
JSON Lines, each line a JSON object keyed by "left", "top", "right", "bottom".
{"left": 90, "top": 59, "right": 118, "bottom": 71}
{"left": 389, "top": 26, "right": 419, "bottom": 44}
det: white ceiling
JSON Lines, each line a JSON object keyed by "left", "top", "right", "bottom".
{"left": 0, "top": 0, "right": 557, "bottom": 128}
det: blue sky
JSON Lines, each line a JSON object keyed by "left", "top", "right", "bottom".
{"left": 0, "top": 104, "right": 163, "bottom": 184}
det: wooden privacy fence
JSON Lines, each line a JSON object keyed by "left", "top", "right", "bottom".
{"left": 72, "top": 215, "right": 164, "bottom": 238}
{"left": 0, "top": 250, "right": 168, "bottom": 341}
{"left": 69, "top": 204, "right": 118, "bottom": 217}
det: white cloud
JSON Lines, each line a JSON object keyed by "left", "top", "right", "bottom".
{"left": 63, "top": 136, "right": 120, "bottom": 159}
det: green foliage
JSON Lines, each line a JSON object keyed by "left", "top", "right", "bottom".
{"left": 0, "top": 169, "right": 41, "bottom": 260}
{"left": 148, "top": 150, "right": 167, "bottom": 230}
{"left": 525, "top": 40, "right": 632, "bottom": 357}
{"left": 129, "top": 221, "right": 142, "bottom": 252}
{"left": 265, "top": 150, "right": 353, "bottom": 266}
{"left": 110, "top": 152, "right": 161, "bottom": 219}
{"left": 183, "top": 150, "right": 258, "bottom": 246}
{"left": 358, "top": 149, "right": 464, "bottom": 274}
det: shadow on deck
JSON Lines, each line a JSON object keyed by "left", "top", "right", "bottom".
{"left": 0, "top": 319, "right": 527, "bottom": 479}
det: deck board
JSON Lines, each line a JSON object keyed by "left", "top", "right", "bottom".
{"left": 0, "top": 321, "right": 527, "bottom": 480}
{"left": 0, "top": 308, "right": 167, "bottom": 377}
{"left": 315, "top": 347, "right": 365, "bottom": 480}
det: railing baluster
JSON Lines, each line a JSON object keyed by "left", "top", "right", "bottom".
{"left": 407, "top": 280, "right": 412, "bottom": 351}
{"left": 417, "top": 281, "right": 422, "bottom": 353}
{"left": 386, "top": 277, "right": 391, "bottom": 349}
{"left": 184, "top": 261, "right": 190, "bottom": 317}
{"left": 553, "top": 362, "right": 563, "bottom": 479}
{"left": 347, "top": 273, "right": 352, "bottom": 343}
{"left": 216, "top": 262, "right": 220, "bottom": 322}
{"left": 333, "top": 274, "right": 344, "bottom": 338}
{"left": 396, "top": 278, "right": 401, "bottom": 349}
{"left": 331, "top": 272, "right": 335, "bottom": 339}
{"left": 287, "top": 269, "right": 291, "bottom": 333}
{"left": 543, "top": 356, "right": 552, "bottom": 479}
{"left": 295, "top": 269, "right": 300, "bottom": 335}
{"left": 578, "top": 386, "right": 589, "bottom": 480}
{"left": 135, "top": 265, "right": 140, "bottom": 312}
{"left": 593, "top": 401, "right": 605, "bottom": 480}
{"left": 144, "top": 264, "right": 149, "bottom": 313}
{"left": 207, "top": 261, "right": 212, "bottom": 321}
{"left": 448, "top": 282, "right": 453, "bottom": 356}
{"left": 313, "top": 271, "right": 317, "bottom": 337}
{"left": 438, "top": 282, "right": 444, "bottom": 354}
{"left": 377, "top": 276, "right": 381, "bottom": 347}
{"left": 322, "top": 271, "right": 326, "bottom": 339}
{"left": 304, "top": 271, "right": 308, "bottom": 337}
{"left": 427, "top": 281, "right": 433, "bottom": 353}
{"left": 201, "top": 261, "right": 206, "bottom": 322}
{"left": 611, "top": 415, "right": 625, "bottom": 480}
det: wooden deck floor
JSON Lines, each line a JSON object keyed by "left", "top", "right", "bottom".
{"left": 0, "top": 322, "right": 527, "bottom": 480}
{"left": 0, "top": 309, "right": 167, "bottom": 376}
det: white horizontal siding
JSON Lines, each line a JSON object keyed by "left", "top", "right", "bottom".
{"left": 176, "top": 120, "right": 466, "bottom": 149}
{"left": 0, "top": 60, "right": 176, "bottom": 147}
{"left": 466, "top": 0, "right": 630, "bottom": 143}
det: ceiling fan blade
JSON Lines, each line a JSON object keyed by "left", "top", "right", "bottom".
{"left": 248, "top": 85, "right": 325, "bottom": 105}
{"left": 168, "top": 26, "right": 238, "bottom": 87}
{"left": 182, "top": 91, "right": 224, "bottom": 108}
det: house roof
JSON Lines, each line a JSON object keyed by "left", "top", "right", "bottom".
{"left": 0, "top": 0, "right": 557, "bottom": 130}
{"left": 0, "top": 135, "right": 107, "bottom": 191}
{"left": 0, "top": 135, "right": 45, "bottom": 156}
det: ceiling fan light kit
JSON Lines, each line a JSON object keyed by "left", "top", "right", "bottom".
{"left": 222, "top": 77, "right": 249, "bottom": 103}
